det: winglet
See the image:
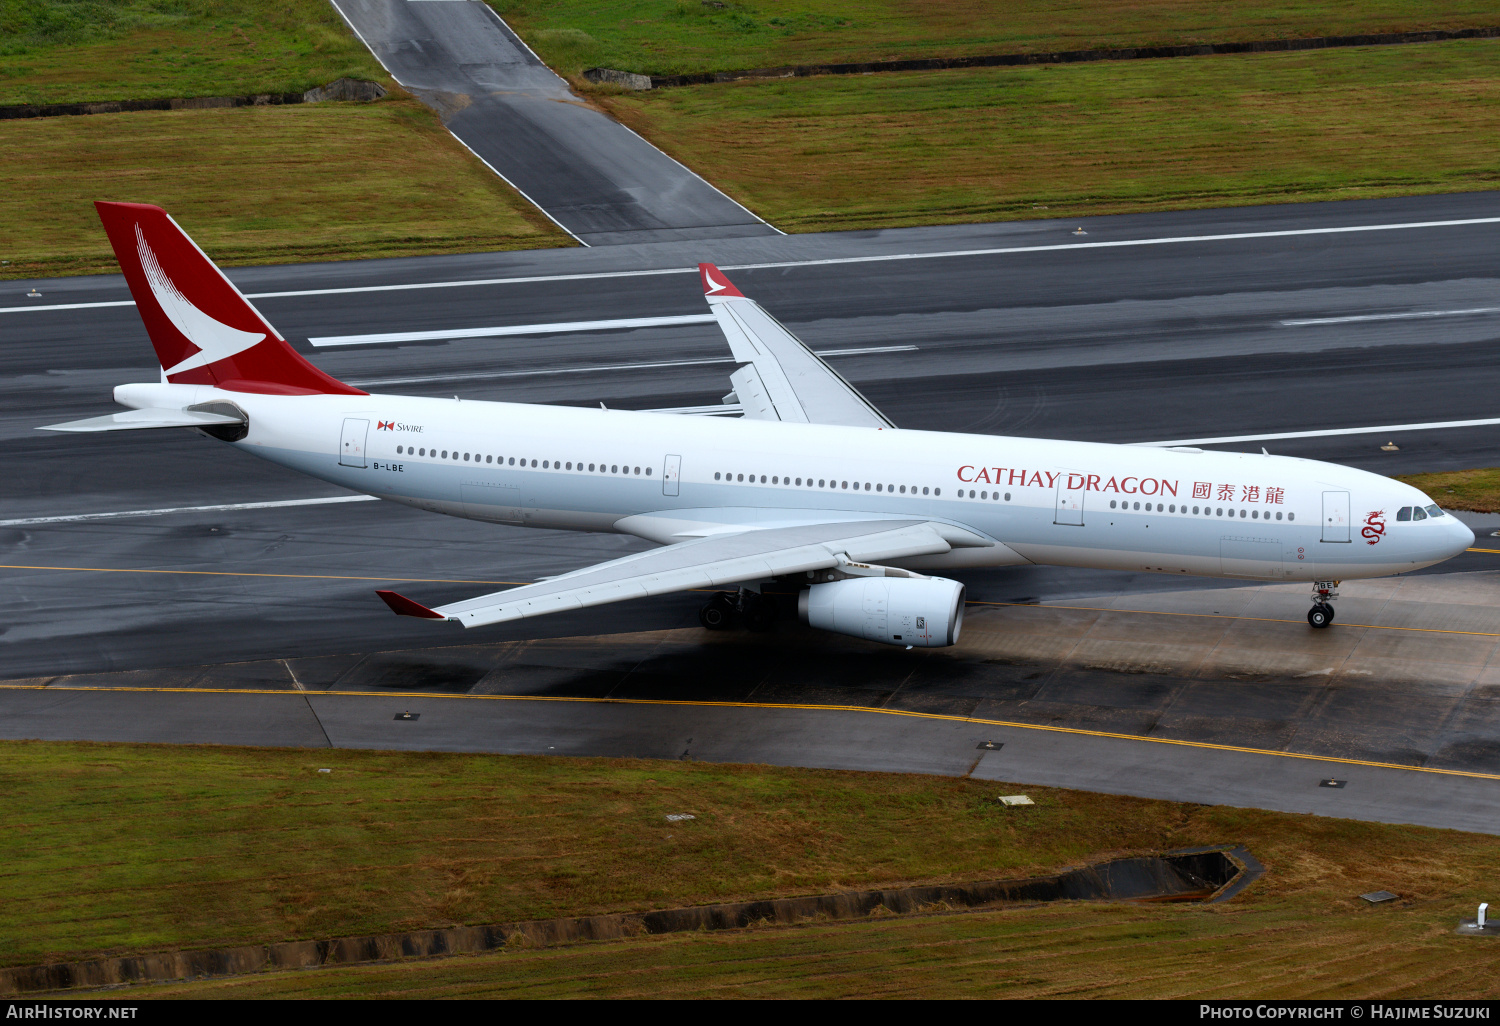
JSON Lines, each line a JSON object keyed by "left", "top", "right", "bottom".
{"left": 699, "top": 263, "right": 745, "bottom": 300}
{"left": 376, "top": 589, "right": 447, "bottom": 619}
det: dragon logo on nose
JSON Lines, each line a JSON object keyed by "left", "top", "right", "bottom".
{"left": 1362, "top": 510, "right": 1387, "bottom": 545}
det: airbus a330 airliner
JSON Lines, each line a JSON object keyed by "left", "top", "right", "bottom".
{"left": 44, "top": 202, "right": 1474, "bottom": 647}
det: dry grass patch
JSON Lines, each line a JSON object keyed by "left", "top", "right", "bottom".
{"left": 1399, "top": 468, "right": 1500, "bottom": 513}
{"left": 5, "top": 738, "right": 1500, "bottom": 986}
{"left": 0, "top": 101, "right": 571, "bottom": 278}
{"left": 596, "top": 39, "right": 1500, "bottom": 231}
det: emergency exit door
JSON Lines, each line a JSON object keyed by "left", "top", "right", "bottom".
{"left": 1321, "top": 490, "right": 1350, "bottom": 542}
{"left": 339, "top": 418, "right": 369, "bottom": 468}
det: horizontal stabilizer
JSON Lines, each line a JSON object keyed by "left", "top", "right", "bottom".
{"left": 37, "top": 408, "right": 245, "bottom": 433}
{"left": 376, "top": 589, "right": 448, "bottom": 620}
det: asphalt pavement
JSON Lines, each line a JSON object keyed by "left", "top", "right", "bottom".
{"left": 327, "top": 0, "right": 778, "bottom": 245}
{"left": 4, "top": 192, "right": 1500, "bottom": 830}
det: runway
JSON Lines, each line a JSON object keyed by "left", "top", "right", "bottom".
{"left": 4, "top": 193, "right": 1500, "bottom": 829}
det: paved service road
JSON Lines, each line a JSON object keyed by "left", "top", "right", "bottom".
{"left": 4, "top": 194, "right": 1500, "bottom": 830}
{"left": 328, "top": 0, "right": 778, "bottom": 246}
{"left": 3, "top": 683, "right": 1496, "bottom": 834}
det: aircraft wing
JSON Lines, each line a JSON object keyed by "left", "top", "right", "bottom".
{"left": 377, "top": 519, "right": 956, "bottom": 628}
{"left": 700, "top": 263, "right": 895, "bottom": 429}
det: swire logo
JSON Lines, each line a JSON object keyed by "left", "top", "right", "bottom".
{"left": 377, "top": 421, "right": 395, "bottom": 430}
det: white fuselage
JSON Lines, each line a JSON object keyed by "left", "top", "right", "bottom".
{"left": 118, "top": 382, "right": 1474, "bottom": 583}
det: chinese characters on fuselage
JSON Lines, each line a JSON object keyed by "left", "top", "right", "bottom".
{"left": 956, "top": 467, "right": 1285, "bottom": 502}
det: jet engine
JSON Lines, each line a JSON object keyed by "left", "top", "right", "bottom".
{"left": 797, "top": 575, "right": 965, "bottom": 648}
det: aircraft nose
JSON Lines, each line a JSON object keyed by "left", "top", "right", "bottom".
{"left": 1447, "top": 516, "right": 1476, "bottom": 556}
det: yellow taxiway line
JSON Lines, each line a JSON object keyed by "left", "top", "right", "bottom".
{"left": 3, "top": 562, "right": 1499, "bottom": 637}
{"left": 5, "top": 682, "right": 1500, "bottom": 784}
{"left": 968, "top": 600, "right": 1500, "bottom": 638}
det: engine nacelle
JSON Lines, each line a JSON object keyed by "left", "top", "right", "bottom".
{"left": 797, "top": 576, "right": 965, "bottom": 648}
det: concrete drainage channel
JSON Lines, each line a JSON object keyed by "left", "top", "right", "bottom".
{"left": 1, "top": 846, "right": 1260, "bottom": 995}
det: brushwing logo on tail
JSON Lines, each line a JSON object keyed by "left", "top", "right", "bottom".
{"left": 704, "top": 269, "right": 729, "bottom": 293}
{"left": 136, "top": 224, "right": 265, "bottom": 376}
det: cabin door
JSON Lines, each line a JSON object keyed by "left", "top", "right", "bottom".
{"left": 1321, "top": 491, "right": 1350, "bottom": 543}
{"left": 339, "top": 418, "right": 368, "bottom": 468}
{"left": 1054, "top": 470, "right": 1085, "bottom": 526}
{"left": 662, "top": 454, "right": 682, "bottom": 497}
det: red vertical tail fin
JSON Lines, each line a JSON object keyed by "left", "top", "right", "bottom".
{"left": 94, "top": 201, "right": 364, "bottom": 396}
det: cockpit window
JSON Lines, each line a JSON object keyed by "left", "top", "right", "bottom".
{"left": 1425, "top": 504, "right": 1445, "bottom": 517}
{"left": 1397, "top": 507, "right": 1412, "bottom": 521}
{"left": 1412, "top": 507, "right": 1428, "bottom": 521}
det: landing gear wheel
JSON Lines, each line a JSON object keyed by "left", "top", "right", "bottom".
{"left": 742, "top": 592, "right": 776, "bottom": 632}
{"left": 699, "top": 593, "right": 735, "bottom": 631}
{"left": 1307, "top": 603, "right": 1334, "bottom": 629}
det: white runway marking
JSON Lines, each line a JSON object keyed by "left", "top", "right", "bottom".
{"left": 348, "top": 345, "right": 917, "bottom": 388}
{"left": 0, "top": 495, "right": 378, "bottom": 527}
{"left": 11, "top": 215, "right": 1500, "bottom": 313}
{"left": 1143, "top": 417, "right": 1500, "bottom": 448}
{"left": 310, "top": 314, "right": 718, "bottom": 346}
{"left": 1283, "top": 307, "right": 1500, "bottom": 326}
{"left": 4, "top": 300, "right": 136, "bottom": 313}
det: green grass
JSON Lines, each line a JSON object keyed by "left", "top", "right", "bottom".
{"left": 0, "top": 0, "right": 388, "bottom": 105}
{"left": 595, "top": 39, "right": 1500, "bottom": 232}
{"left": 1399, "top": 468, "right": 1500, "bottom": 513}
{"left": 0, "top": 101, "right": 571, "bottom": 279}
{"left": 120, "top": 900, "right": 1500, "bottom": 998}
{"left": 493, "top": 0, "right": 1500, "bottom": 77}
{"left": 6, "top": 738, "right": 1500, "bottom": 993}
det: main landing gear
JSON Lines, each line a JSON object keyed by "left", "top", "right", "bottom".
{"left": 1307, "top": 581, "right": 1339, "bottom": 629}
{"left": 699, "top": 589, "right": 777, "bottom": 632}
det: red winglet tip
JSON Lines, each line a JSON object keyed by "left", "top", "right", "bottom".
{"left": 376, "top": 589, "right": 446, "bottom": 619}
{"left": 698, "top": 263, "right": 744, "bottom": 298}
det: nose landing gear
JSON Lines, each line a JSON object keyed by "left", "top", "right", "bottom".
{"left": 1307, "top": 581, "right": 1339, "bottom": 629}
